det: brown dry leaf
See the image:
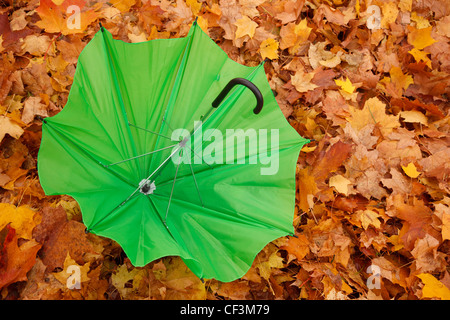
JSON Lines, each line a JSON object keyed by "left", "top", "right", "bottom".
{"left": 0, "top": 115, "right": 24, "bottom": 143}
{"left": 21, "top": 96, "right": 48, "bottom": 124}
{"left": 348, "top": 97, "right": 400, "bottom": 137}
{"left": 157, "top": 257, "right": 206, "bottom": 300}
{"left": 291, "top": 69, "right": 318, "bottom": 93}
{"left": 280, "top": 234, "right": 310, "bottom": 261}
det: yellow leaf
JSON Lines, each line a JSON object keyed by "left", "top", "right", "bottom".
{"left": 348, "top": 97, "right": 400, "bottom": 136}
{"left": 442, "top": 213, "right": 450, "bottom": 241}
{"left": 398, "top": 0, "right": 412, "bottom": 12}
{"left": 53, "top": 253, "right": 90, "bottom": 287}
{"left": 388, "top": 235, "right": 404, "bottom": 251}
{"left": 334, "top": 77, "right": 355, "bottom": 94}
{"left": 380, "top": 2, "right": 399, "bottom": 29}
{"left": 389, "top": 66, "right": 414, "bottom": 91}
{"left": 401, "top": 162, "right": 421, "bottom": 178}
{"left": 186, "top": 0, "right": 202, "bottom": 15}
{"left": 111, "top": 264, "right": 146, "bottom": 299}
{"left": 0, "top": 115, "right": 24, "bottom": 143}
{"left": 411, "top": 12, "right": 431, "bottom": 29}
{"left": 0, "top": 204, "right": 40, "bottom": 240}
{"left": 234, "top": 16, "right": 257, "bottom": 39}
{"left": 400, "top": 110, "right": 428, "bottom": 126}
{"left": 111, "top": 0, "right": 136, "bottom": 12}
{"left": 417, "top": 273, "right": 450, "bottom": 300}
{"left": 291, "top": 70, "right": 318, "bottom": 93}
{"left": 196, "top": 15, "right": 208, "bottom": 34}
{"left": 329, "top": 174, "right": 351, "bottom": 196}
{"left": 408, "top": 26, "right": 436, "bottom": 50}
{"left": 294, "top": 19, "right": 312, "bottom": 41}
{"left": 259, "top": 38, "right": 279, "bottom": 60}
{"left": 301, "top": 145, "right": 317, "bottom": 153}
{"left": 408, "top": 48, "right": 432, "bottom": 68}
{"left": 357, "top": 209, "right": 381, "bottom": 230}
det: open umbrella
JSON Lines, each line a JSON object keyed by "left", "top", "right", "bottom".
{"left": 38, "top": 20, "right": 310, "bottom": 282}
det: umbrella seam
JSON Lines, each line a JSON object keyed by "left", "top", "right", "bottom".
{"left": 100, "top": 29, "right": 143, "bottom": 176}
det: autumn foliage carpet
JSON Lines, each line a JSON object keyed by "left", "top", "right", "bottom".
{"left": 0, "top": 0, "right": 449, "bottom": 300}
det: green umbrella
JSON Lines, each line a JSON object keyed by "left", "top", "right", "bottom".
{"left": 38, "top": 20, "right": 310, "bottom": 282}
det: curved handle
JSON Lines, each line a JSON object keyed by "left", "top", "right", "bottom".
{"left": 212, "top": 78, "right": 264, "bottom": 114}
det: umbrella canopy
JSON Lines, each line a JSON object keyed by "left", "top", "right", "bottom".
{"left": 38, "top": 20, "right": 310, "bottom": 282}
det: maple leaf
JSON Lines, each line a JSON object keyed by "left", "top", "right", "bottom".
{"left": 348, "top": 97, "right": 400, "bottom": 137}
{"left": 36, "top": 0, "right": 100, "bottom": 35}
{"left": 259, "top": 38, "right": 278, "bottom": 60}
{"left": 53, "top": 252, "right": 90, "bottom": 288}
{"left": 334, "top": 77, "right": 355, "bottom": 94}
{"left": 154, "top": 257, "right": 206, "bottom": 300}
{"left": 111, "top": 264, "right": 147, "bottom": 299}
{"left": 407, "top": 26, "right": 437, "bottom": 50}
{"left": 280, "top": 234, "right": 310, "bottom": 261}
{"left": 280, "top": 19, "right": 312, "bottom": 53}
{"left": 186, "top": 0, "right": 202, "bottom": 15}
{"left": 0, "top": 115, "right": 24, "bottom": 143}
{"left": 408, "top": 48, "right": 432, "bottom": 69}
{"left": 291, "top": 69, "right": 318, "bottom": 93}
{"left": 111, "top": 0, "right": 136, "bottom": 12}
{"left": 234, "top": 15, "right": 257, "bottom": 39}
{"left": 399, "top": 110, "right": 428, "bottom": 126}
{"left": 0, "top": 225, "right": 42, "bottom": 289}
{"left": 329, "top": 174, "right": 351, "bottom": 196}
{"left": 0, "top": 204, "right": 40, "bottom": 240}
{"left": 380, "top": 2, "right": 398, "bottom": 29}
{"left": 401, "top": 162, "right": 421, "bottom": 178}
{"left": 417, "top": 273, "right": 450, "bottom": 300}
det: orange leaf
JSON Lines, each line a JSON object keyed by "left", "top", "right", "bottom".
{"left": 36, "top": 0, "right": 100, "bottom": 35}
{"left": 0, "top": 225, "right": 42, "bottom": 289}
{"left": 280, "top": 234, "right": 310, "bottom": 261}
{"left": 312, "top": 141, "right": 352, "bottom": 181}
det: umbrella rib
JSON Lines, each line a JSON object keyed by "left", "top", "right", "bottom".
{"left": 149, "top": 27, "right": 197, "bottom": 170}
{"left": 188, "top": 160, "right": 204, "bottom": 207}
{"left": 100, "top": 29, "right": 142, "bottom": 175}
{"left": 164, "top": 151, "right": 182, "bottom": 226}
{"left": 105, "top": 144, "right": 178, "bottom": 167}
{"left": 128, "top": 122, "right": 173, "bottom": 140}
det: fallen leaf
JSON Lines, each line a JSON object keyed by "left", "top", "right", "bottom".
{"left": 357, "top": 209, "right": 381, "bottom": 230}
{"left": 417, "top": 273, "right": 450, "bottom": 300}
{"left": 234, "top": 16, "right": 257, "bottom": 39}
{"left": 280, "top": 234, "right": 310, "bottom": 261}
{"left": 0, "top": 225, "right": 42, "bottom": 289}
{"left": 36, "top": 0, "right": 100, "bottom": 35}
{"left": 401, "top": 162, "right": 421, "bottom": 178}
{"left": 291, "top": 69, "right": 318, "bottom": 93}
{"left": 380, "top": 2, "right": 398, "bottom": 29}
{"left": 334, "top": 77, "right": 355, "bottom": 94}
{"left": 399, "top": 110, "right": 428, "bottom": 125}
{"left": 407, "top": 26, "right": 437, "bottom": 50}
{"left": 0, "top": 203, "right": 40, "bottom": 240}
{"left": 348, "top": 97, "right": 400, "bottom": 136}
{"left": 53, "top": 252, "right": 90, "bottom": 288}
{"left": 21, "top": 96, "right": 48, "bottom": 124}
{"left": 329, "top": 174, "right": 351, "bottom": 196}
{"left": 259, "top": 38, "right": 278, "bottom": 60}
{"left": 408, "top": 48, "right": 432, "bottom": 69}
{"left": 0, "top": 115, "right": 24, "bottom": 143}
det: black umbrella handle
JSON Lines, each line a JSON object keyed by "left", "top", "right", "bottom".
{"left": 212, "top": 78, "right": 264, "bottom": 114}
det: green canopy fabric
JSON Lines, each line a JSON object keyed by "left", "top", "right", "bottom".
{"left": 38, "top": 21, "right": 310, "bottom": 282}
